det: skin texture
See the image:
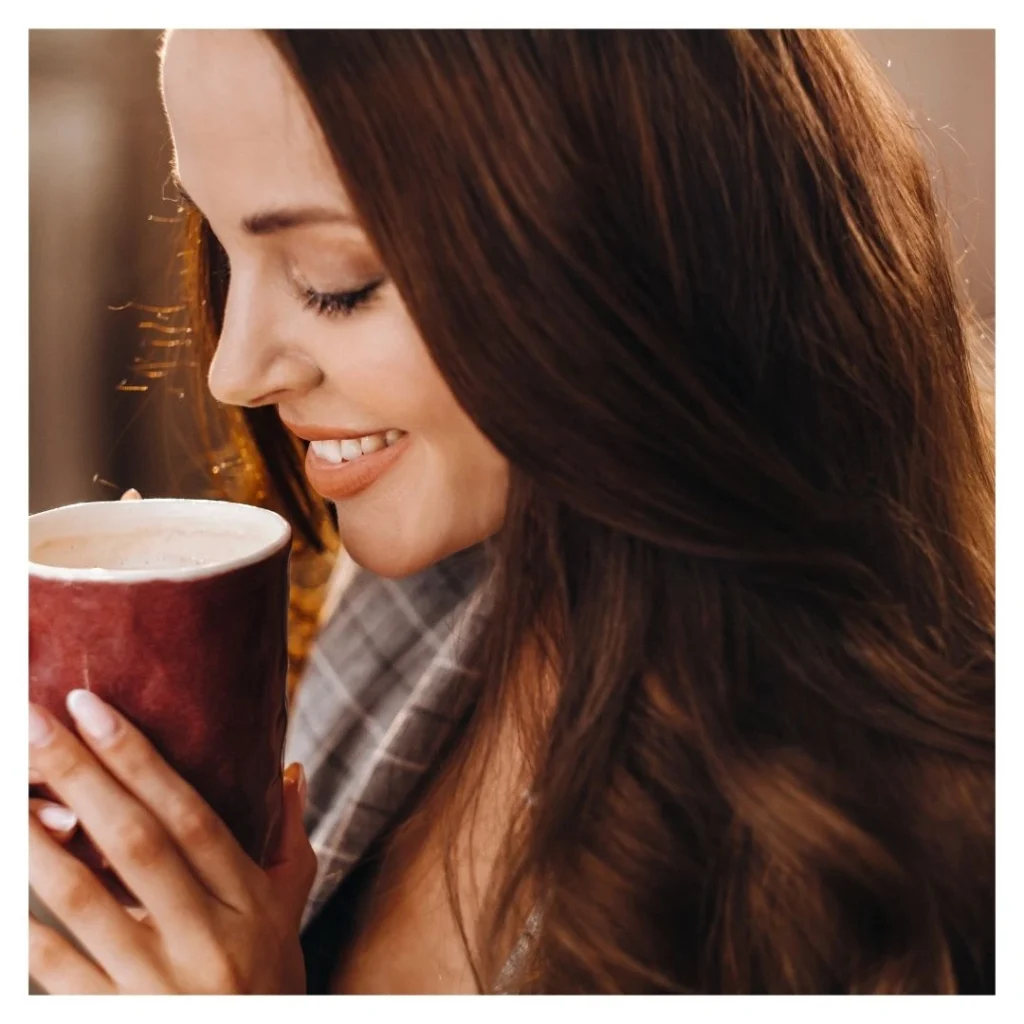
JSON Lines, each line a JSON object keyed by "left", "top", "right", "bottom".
{"left": 161, "top": 29, "right": 508, "bottom": 578}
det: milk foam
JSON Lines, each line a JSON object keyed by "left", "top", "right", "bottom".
{"left": 30, "top": 527, "right": 263, "bottom": 571}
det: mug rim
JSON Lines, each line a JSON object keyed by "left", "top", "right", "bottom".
{"left": 28, "top": 498, "right": 292, "bottom": 583}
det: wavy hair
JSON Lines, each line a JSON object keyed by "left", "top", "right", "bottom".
{"left": 177, "top": 30, "right": 994, "bottom": 992}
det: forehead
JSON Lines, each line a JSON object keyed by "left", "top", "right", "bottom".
{"left": 160, "top": 29, "right": 346, "bottom": 208}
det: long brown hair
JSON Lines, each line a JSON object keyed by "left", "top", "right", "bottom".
{"left": 179, "top": 30, "right": 994, "bottom": 993}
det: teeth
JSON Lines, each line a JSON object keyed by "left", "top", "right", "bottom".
{"left": 340, "top": 439, "right": 363, "bottom": 461}
{"left": 311, "top": 430, "right": 407, "bottom": 465}
{"left": 310, "top": 439, "right": 343, "bottom": 464}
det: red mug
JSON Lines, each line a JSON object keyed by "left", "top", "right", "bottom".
{"left": 29, "top": 498, "right": 292, "bottom": 904}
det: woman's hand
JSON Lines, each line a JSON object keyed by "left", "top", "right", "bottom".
{"left": 28, "top": 692, "right": 316, "bottom": 994}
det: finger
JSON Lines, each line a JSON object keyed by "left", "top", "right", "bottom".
{"left": 29, "top": 913, "right": 116, "bottom": 995}
{"left": 29, "top": 817, "right": 156, "bottom": 990}
{"left": 30, "top": 799, "right": 78, "bottom": 840}
{"left": 38, "top": 693, "right": 258, "bottom": 909}
{"left": 265, "top": 764, "right": 316, "bottom": 927}
{"left": 120, "top": 488, "right": 142, "bottom": 501}
{"left": 29, "top": 700, "right": 221, "bottom": 932}
{"left": 29, "top": 769, "right": 61, "bottom": 809}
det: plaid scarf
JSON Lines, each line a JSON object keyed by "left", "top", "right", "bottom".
{"left": 284, "top": 544, "right": 489, "bottom": 930}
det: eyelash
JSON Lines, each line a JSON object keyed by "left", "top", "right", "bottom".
{"left": 302, "top": 277, "right": 386, "bottom": 318}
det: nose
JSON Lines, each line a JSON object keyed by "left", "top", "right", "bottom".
{"left": 207, "top": 271, "right": 323, "bottom": 408}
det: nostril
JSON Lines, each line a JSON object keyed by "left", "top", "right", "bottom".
{"left": 241, "top": 388, "right": 290, "bottom": 408}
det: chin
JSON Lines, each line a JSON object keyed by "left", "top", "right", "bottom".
{"left": 337, "top": 529, "right": 449, "bottom": 580}
{"left": 339, "top": 515, "right": 502, "bottom": 579}
{"left": 335, "top": 482, "right": 506, "bottom": 579}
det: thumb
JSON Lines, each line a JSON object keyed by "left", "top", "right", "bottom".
{"left": 265, "top": 763, "right": 316, "bottom": 923}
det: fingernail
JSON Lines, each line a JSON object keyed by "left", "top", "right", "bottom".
{"left": 121, "top": 488, "right": 142, "bottom": 501}
{"left": 285, "top": 763, "right": 307, "bottom": 805}
{"left": 28, "top": 705, "right": 54, "bottom": 747}
{"left": 37, "top": 804, "right": 77, "bottom": 832}
{"left": 28, "top": 767, "right": 43, "bottom": 785}
{"left": 67, "top": 690, "right": 118, "bottom": 742}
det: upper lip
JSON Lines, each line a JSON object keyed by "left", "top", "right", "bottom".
{"left": 280, "top": 418, "right": 394, "bottom": 442}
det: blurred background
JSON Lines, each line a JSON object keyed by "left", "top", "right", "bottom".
{"left": 28, "top": 29, "right": 996, "bottom": 516}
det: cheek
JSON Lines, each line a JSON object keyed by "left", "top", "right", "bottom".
{"left": 321, "top": 301, "right": 468, "bottom": 436}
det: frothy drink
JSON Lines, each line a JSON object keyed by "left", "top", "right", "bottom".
{"left": 29, "top": 498, "right": 292, "bottom": 906}
{"left": 32, "top": 527, "right": 264, "bottom": 571}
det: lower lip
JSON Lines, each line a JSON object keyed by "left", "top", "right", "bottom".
{"left": 304, "top": 435, "right": 411, "bottom": 501}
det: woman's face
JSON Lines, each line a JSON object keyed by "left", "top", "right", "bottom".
{"left": 161, "top": 30, "right": 508, "bottom": 577}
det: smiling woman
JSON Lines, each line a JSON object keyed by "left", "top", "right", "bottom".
{"left": 161, "top": 29, "right": 509, "bottom": 580}
{"left": 29, "top": 29, "right": 994, "bottom": 995}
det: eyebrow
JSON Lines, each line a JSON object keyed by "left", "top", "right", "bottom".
{"left": 170, "top": 172, "right": 357, "bottom": 236}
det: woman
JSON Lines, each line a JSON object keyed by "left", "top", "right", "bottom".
{"left": 28, "top": 29, "right": 995, "bottom": 994}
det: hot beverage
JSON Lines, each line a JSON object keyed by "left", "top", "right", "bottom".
{"left": 29, "top": 498, "right": 292, "bottom": 904}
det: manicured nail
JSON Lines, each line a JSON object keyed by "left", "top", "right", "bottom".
{"left": 28, "top": 705, "right": 54, "bottom": 747}
{"left": 66, "top": 690, "right": 118, "bottom": 742}
{"left": 37, "top": 804, "right": 77, "bottom": 833}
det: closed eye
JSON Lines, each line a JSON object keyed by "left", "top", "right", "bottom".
{"left": 302, "top": 278, "right": 386, "bottom": 317}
